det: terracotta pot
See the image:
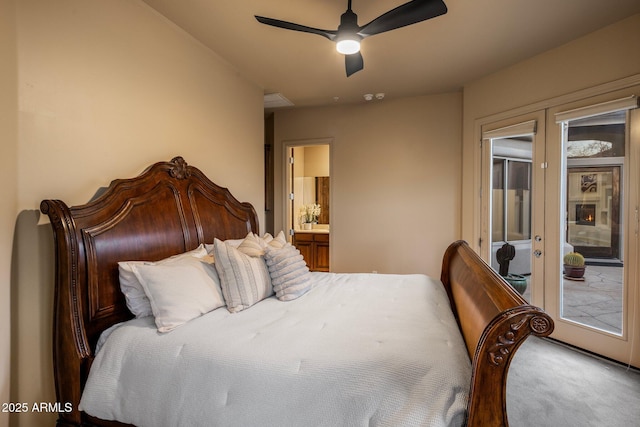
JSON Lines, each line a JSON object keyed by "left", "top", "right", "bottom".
{"left": 564, "top": 265, "right": 586, "bottom": 279}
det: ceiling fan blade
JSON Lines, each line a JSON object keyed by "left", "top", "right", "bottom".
{"left": 345, "top": 52, "right": 364, "bottom": 77}
{"left": 255, "top": 16, "right": 337, "bottom": 41}
{"left": 358, "top": 0, "right": 447, "bottom": 37}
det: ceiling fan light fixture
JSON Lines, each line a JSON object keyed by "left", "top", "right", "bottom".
{"left": 255, "top": 0, "right": 448, "bottom": 75}
{"left": 336, "top": 37, "right": 361, "bottom": 55}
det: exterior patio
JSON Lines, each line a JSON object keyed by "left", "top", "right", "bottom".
{"left": 522, "top": 264, "right": 624, "bottom": 335}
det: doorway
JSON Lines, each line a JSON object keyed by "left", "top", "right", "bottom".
{"left": 284, "top": 139, "right": 331, "bottom": 271}
{"left": 480, "top": 94, "right": 639, "bottom": 366}
{"left": 481, "top": 114, "right": 545, "bottom": 305}
{"left": 548, "top": 103, "right": 637, "bottom": 351}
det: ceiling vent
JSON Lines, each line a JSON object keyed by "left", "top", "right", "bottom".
{"left": 264, "top": 93, "right": 294, "bottom": 109}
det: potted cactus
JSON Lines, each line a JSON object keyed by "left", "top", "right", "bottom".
{"left": 563, "top": 252, "right": 586, "bottom": 279}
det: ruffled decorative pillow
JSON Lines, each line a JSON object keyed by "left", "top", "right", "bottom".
{"left": 264, "top": 243, "right": 312, "bottom": 301}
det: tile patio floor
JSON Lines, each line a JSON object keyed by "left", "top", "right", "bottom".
{"left": 521, "top": 264, "right": 624, "bottom": 335}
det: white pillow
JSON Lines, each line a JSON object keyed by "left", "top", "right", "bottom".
{"left": 213, "top": 238, "right": 273, "bottom": 313}
{"left": 204, "top": 237, "right": 244, "bottom": 254}
{"left": 264, "top": 244, "right": 312, "bottom": 301}
{"left": 131, "top": 257, "right": 224, "bottom": 332}
{"left": 118, "top": 245, "right": 208, "bottom": 318}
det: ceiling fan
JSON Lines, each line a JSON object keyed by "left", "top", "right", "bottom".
{"left": 255, "top": 0, "right": 448, "bottom": 77}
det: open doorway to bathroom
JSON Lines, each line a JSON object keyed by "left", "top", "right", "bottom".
{"left": 285, "top": 140, "right": 331, "bottom": 271}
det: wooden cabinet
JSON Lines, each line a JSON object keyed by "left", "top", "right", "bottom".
{"left": 292, "top": 232, "right": 329, "bottom": 272}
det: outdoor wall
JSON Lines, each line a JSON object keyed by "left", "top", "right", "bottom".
{"left": 0, "top": 1, "right": 17, "bottom": 426}
{"left": 461, "top": 13, "right": 640, "bottom": 244}
{"left": 12, "top": 0, "right": 264, "bottom": 425}
{"left": 274, "top": 93, "right": 462, "bottom": 277}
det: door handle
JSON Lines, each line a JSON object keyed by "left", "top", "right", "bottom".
{"left": 534, "top": 250, "right": 542, "bottom": 258}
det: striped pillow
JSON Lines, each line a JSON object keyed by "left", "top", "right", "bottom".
{"left": 213, "top": 238, "right": 273, "bottom": 313}
{"left": 236, "top": 231, "right": 288, "bottom": 257}
{"left": 261, "top": 230, "right": 287, "bottom": 249}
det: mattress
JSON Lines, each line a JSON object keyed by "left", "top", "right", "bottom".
{"left": 80, "top": 272, "right": 471, "bottom": 427}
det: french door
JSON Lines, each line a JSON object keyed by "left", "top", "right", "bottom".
{"left": 481, "top": 111, "right": 546, "bottom": 306}
{"left": 481, "top": 93, "right": 640, "bottom": 366}
{"left": 546, "top": 94, "right": 639, "bottom": 365}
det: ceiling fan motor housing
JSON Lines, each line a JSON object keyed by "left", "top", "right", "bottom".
{"left": 336, "top": 9, "right": 362, "bottom": 55}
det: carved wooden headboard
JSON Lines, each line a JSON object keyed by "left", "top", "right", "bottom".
{"left": 40, "top": 156, "right": 258, "bottom": 426}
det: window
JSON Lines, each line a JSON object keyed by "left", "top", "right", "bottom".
{"left": 492, "top": 157, "right": 532, "bottom": 242}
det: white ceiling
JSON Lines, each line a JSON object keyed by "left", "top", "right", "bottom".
{"left": 141, "top": 0, "right": 640, "bottom": 108}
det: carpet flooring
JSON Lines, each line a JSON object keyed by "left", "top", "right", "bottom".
{"left": 507, "top": 337, "right": 640, "bottom": 426}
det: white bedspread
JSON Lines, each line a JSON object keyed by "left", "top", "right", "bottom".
{"left": 80, "top": 272, "right": 471, "bottom": 427}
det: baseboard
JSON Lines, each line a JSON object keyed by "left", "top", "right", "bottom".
{"left": 543, "top": 337, "right": 640, "bottom": 373}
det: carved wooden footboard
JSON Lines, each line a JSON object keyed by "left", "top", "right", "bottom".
{"left": 41, "top": 157, "right": 553, "bottom": 427}
{"left": 441, "top": 240, "right": 554, "bottom": 426}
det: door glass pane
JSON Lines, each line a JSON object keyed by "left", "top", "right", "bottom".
{"left": 492, "top": 159, "right": 505, "bottom": 242}
{"left": 489, "top": 136, "right": 533, "bottom": 301}
{"left": 507, "top": 161, "right": 531, "bottom": 241}
{"left": 560, "top": 111, "right": 625, "bottom": 335}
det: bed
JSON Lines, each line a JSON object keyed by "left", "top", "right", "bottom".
{"left": 41, "top": 156, "right": 554, "bottom": 427}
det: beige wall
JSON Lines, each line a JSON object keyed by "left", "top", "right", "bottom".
{"left": 274, "top": 93, "right": 462, "bottom": 276}
{"left": 461, "top": 14, "right": 640, "bottom": 244}
{"left": 11, "top": 1, "right": 264, "bottom": 425}
{"left": 303, "top": 145, "right": 330, "bottom": 177}
{"left": 1, "top": 0, "right": 17, "bottom": 426}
